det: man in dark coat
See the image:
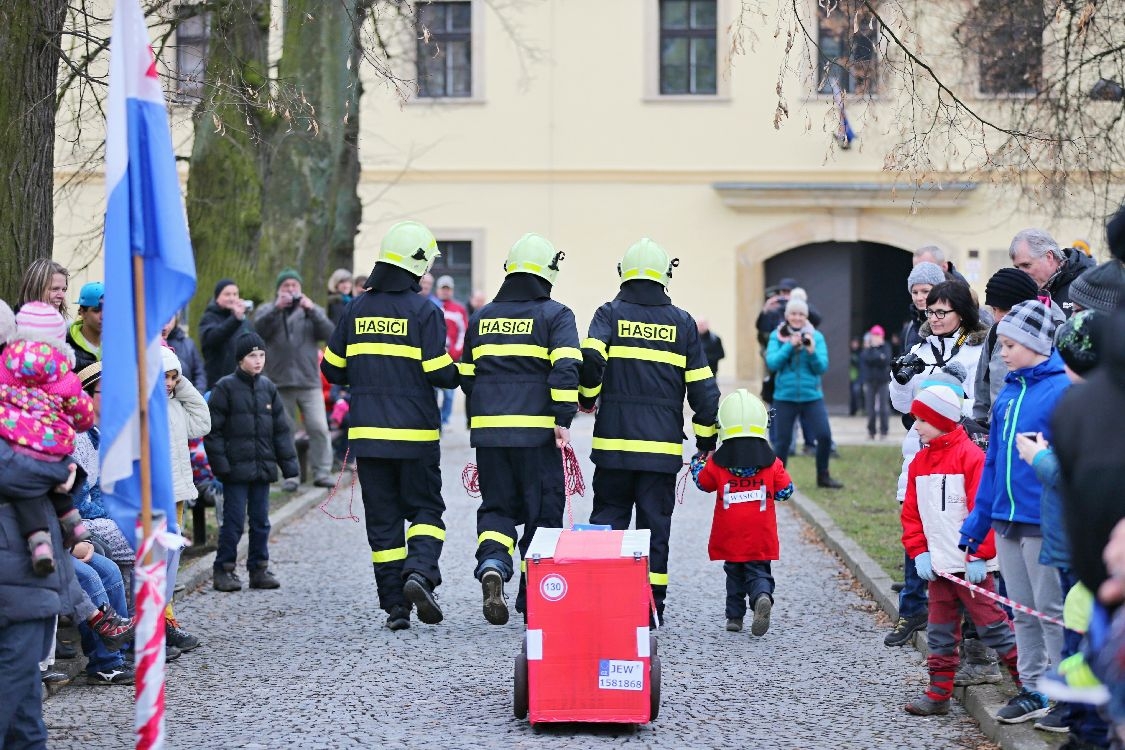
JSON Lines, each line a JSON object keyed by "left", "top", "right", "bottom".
{"left": 1009, "top": 228, "right": 1095, "bottom": 318}
{"left": 697, "top": 318, "right": 725, "bottom": 376}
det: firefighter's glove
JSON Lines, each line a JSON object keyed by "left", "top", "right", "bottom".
{"left": 914, "top": 552, "right": 935, "bottom": 582}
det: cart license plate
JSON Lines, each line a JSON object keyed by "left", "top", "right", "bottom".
{"left": 598, "top": 659, "right": 644, "bottom": 691}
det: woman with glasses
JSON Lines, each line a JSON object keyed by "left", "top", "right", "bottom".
{"left": 882, "top": 280, "right": 992, "bottom": 649}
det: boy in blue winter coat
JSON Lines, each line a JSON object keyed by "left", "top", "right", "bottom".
{"left": 959, "top": 301, "right": 1070, "bottom": 726}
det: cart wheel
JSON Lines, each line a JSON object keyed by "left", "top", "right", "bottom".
{"left": 649, "top": 632, "right": 658, "bottom": 658}
{"left": 649, "top": 655, "right": 661, "bottom": 721}
{"left": 514, "top": 653, "right": 529, "bottom": 719}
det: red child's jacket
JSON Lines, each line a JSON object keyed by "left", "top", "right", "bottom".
{"left": 901, "top": 427, "right": 998, "bottom": 574}
{"left": 696, "top": 458, "right": 792, "bottom": 562}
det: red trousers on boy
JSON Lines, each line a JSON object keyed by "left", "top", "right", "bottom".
{"left": 925, "top": 573, "right": 1019, "bottom": 702}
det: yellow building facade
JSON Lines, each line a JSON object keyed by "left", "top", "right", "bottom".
{"left": 53, "top": 0, "right": 1113, "bottom": 406}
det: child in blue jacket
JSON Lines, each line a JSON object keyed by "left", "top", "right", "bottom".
{"left": 959, "top": 301, "right": 1070, "bottom": 726}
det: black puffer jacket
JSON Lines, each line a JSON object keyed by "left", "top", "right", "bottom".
{"left": 1045, "top": 247, "right": 1096, "bottom": 317}
{"left": 204, "top": 368, "right": 299, "bottom": 483}
{"left": 199, "top": 302, "right": 254, "bottom": 388}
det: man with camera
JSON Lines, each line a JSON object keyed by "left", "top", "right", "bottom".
{"left": 254, "top": 268, "right": 337, "bottom": 489}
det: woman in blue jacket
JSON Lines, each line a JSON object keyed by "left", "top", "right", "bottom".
{"left": 765, "top": 298, "right": 842, "bottom": 488}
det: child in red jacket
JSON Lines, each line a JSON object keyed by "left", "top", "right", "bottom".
{"left": 902, "top": 383, "right": 1020, "bottom": 716}
{"left": 690, "top": 389, "right": 793, "bottom": 636}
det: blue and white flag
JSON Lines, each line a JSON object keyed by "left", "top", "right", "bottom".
{"left": 101, "top": 0, "right": 197, "bottom": 549}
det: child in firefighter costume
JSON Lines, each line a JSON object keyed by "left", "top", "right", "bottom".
{"left": 690, "top": 389, "right": 794, "bottom": 636}
{"left": 459, "top": 233, "right": 581, "bottom": 625}
{"left": 321, "top": 220, "right": 459, "bottom": 631}
{"left": 579, "top": 238, "right": 719, "bottom": 623}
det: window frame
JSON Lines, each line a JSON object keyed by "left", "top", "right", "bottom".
{"left": 657, "top": 0, "right": 719, "bottom": 96}
{"left": 813, "top": 0, "right": 879, "bottom": 98}
{"left": 172, "top": 3, "right": 210, "bottom": 101}
{"left": 644, "top": 0, "right": 730, "bottom": 102}
{"left": 972, "top": 0, "right": 1044, "bottom": 97}
{"left": 414, "top": 1, "right": 483, "bottom": 102}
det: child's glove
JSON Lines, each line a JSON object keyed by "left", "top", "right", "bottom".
{"left": 914, "top": 552, "right": 935, "bottom": 581}
{"left": 965, "top": 559, "right": 987, "bottom": 584}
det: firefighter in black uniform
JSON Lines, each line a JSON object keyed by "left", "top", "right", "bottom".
{"left": 579, "top": 238, "right": 720, "bottom": 623}
{"left": 321, "top": 220, "right": 459, "bottom": 631}
{"left": 459, "top": 233, "right": 581, "bottom": 625}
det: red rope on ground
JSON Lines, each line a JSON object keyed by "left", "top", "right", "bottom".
{"left": 317, "top": 448, "right": 361, "bottom": 522}
{"left": 561, "top": 444, "right": 587, "bottom": 529}
{"left": 462, "top": 463, "right": 481, "bottom": 498}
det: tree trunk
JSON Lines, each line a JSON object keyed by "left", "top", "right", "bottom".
{"left": 259, "top": 0, "right": 363, "bottom": 301}
{"left": 185, "top": 0, "right": 271, "bottom": 324}
{"left": 0, "top": 0, "right": 67, "bottom": 304}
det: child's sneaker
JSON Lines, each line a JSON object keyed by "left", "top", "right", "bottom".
{"left": 725, "top": 617, "right": 743, "bottom": 632}
{"left": 87, "top": 603, "right": 135, "bottom": 652}
{"left": 27, "top": 530, "right": 55, "bottom": 576}
{"left": 905, "top": 695, "right": 950, "bottom": 716}
{"left": 57, "top": 509, "right": 91, "bottom": 547}
{"left": 996, "top": 688, "right": 1049, "bottom": 723}
{"left": 87, "top": 665, "right": 136, "bottom": 686}
{"left": 165, "top": 616, "right": 201, "bottom": 652}
{"left": 750, "top": 595, "right": 772, "bottom": 636}
{"left": 1032, "top": 703, "right": 1070, "bottom": 733}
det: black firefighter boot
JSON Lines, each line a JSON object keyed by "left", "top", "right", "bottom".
{"left": 403, "top": 573, "right": 443, "bottom": 624}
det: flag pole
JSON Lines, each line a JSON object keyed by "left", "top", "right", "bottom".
{"left": 132, "top": 253, "right": 154, "bottom": 562}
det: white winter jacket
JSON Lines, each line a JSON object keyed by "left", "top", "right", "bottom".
{"left": 168, "top": 377, "right": 211, "bottom": 502}
{"left": 890, "top": 322, "right": 990, "bottom": 501}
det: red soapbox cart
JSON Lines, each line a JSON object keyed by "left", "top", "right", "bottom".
{"left": 513, "top": 527, "right": 660, "bottom": 725}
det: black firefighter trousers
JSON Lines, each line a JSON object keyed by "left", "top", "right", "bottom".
{"left": 589, "top": 467, "right": 676, "bottom": 620}
{"left": 475, "top": 444, "right": 565, "bottom": 614}
{"left": 356, "top": 452, "right": 445, "bottom": 613}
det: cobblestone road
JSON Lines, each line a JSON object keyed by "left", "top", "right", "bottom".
{"left": 44, "top": 415, "right": 988, "bottom": 749}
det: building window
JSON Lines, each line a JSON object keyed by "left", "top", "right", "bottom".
{"left": 659, "top": 0, "right": 717, "bottom": 95}
{"left": 430, "top": 240, "right": 473, "bottom": 304}
{"left": 174, "top": 4, "right": 210, "bottom": 99}
{"left": 968, "top": 0, "right": 1044, "bottom": 95}
{"left": 416, "top": 2, "right": 472, "bottom": 98}
{"left": 816, "top": 1, "right": 878, "bottom": 95}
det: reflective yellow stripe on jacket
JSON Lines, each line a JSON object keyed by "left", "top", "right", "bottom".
{"left": 607, "top": 345, "right": 686, "bottom": 368}
{"left": 349, "top": 426, "right": 440, "bottom": 442}
{"left": 472, "top": 343, "right": 548, "bottom": 360}
{"left": 591, "top": 437, "right": 683, "bottom": 455}
{"left": 470, "top": 415, "right": 556, "bottom": 429}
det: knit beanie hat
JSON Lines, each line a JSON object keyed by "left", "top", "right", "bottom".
{"left": 327, "top": 268, "right": 352, "bottom": 293}
{"left": 1069, "top": 260, "right": 1125, "bottom": 314}
{"left": 235, "top": 332, "right": 267, "bottom": 362}
{"left": 1055, "top": 310, "right": 1102, "bottom": 375}
{"left": 789, "top": 287, "right": 808, "bottom": 302}
{"left": 785, "top": 297, "right": 808, "bottom": 316}
{"left": 275, "top": 268, "right": 303, "bottom": 290}
{"left": 869, "top": 324, "right": 885, "bottom": 336}
{"left": 161, "top": 345, "right": 182, "bottom": 375}
{"left": 0, "top": 300, "right": 14, "bottom": 346}
{"left": 918, "top": 361, "right": 968, "bottom": 397}
{"left": 907, "top": 261, "right": 945, "bottom": 293}
{"left": 997, "top": 300, "right": 1057, "bottom": 356}
{"left": 984, "top": 267, "right": 1038, "bottom": 310}
{"left": 911, "top": 383, "right": 963, "bottom": 434}
{"left": 213, "top": 278, "right": 237, "bottom": 300}
{"left": 1108, "top": 204, "right": 1125, "bottom": 262}
{"left": 77, "top": 361, "right": 102, "bottom": 394}
{"left": 15, "top": 301, "right": 68, "bottom": 347}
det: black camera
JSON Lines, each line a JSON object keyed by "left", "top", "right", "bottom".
{"left": 801, "top": 333, "right": 812, "bottom": 347}
{"left": 891, "top": 352, "right": 926, "bottom": 384}
{"left": 290, "top": 292, "right": 303, "bottom": 304}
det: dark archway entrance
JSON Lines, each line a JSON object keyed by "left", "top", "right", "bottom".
{"left": 764, "top": 241, "right": 911, "bottom": 411}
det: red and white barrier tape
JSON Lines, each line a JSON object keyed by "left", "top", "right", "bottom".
{"left": 935, "top": 570, "right": 1068, "bottom": 630}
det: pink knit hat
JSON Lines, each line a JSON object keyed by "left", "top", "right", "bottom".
{"left": 15, "top": 301, "right": 68, "bottom": 347}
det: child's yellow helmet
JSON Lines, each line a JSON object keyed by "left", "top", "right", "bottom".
{"left": 718, "top": 389, "right": 770, "bottom": 442}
